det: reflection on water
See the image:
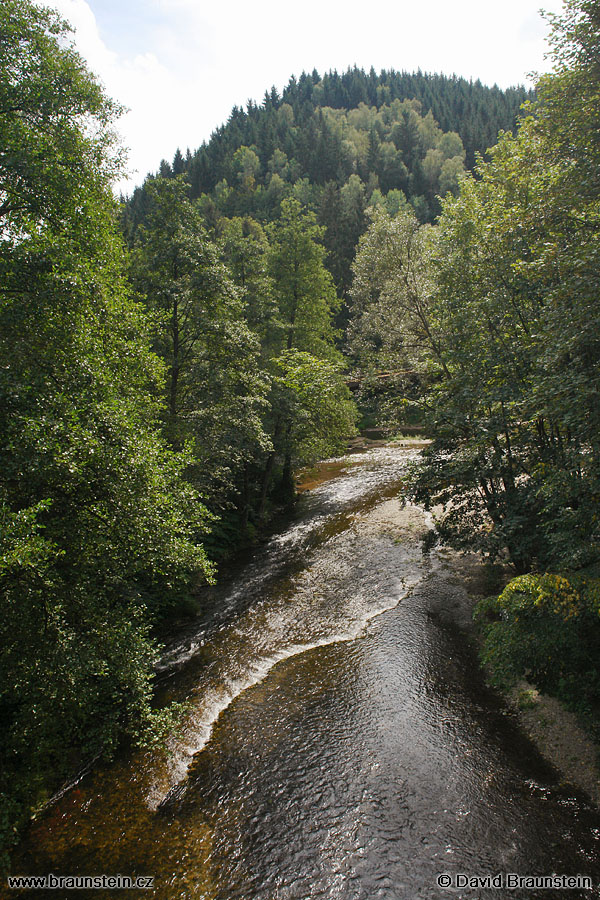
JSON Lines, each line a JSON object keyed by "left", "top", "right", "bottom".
{"left": 11, "top": 446, "right": 600, "bottom": 899}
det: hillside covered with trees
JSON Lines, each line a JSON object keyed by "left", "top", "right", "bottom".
{"left": 124, "top": 69, "right": 530, "bottom": 299}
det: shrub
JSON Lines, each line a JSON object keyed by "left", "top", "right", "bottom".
{"left": 475, "top": 574, "right": 600, "bottom": 722}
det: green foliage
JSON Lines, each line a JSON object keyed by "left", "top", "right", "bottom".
{"left": 128, "top": 177, "right": 271, "bottom": 510}
{"left": 267, "top": 199, "right": 341, "bottom": 360}
{"left": 180, "top": 68, "right": 527, "bottom": 198}
{"left": 337, "top": 1, "right": 600, "bottom": 577}
{"left": 475, "top": 574, "right": 600, "bottom": 721}
{"left": 250, "top": 200, "right": 357, "bottom": 515}
{"left": 347, "top": 207, "right": 438, "bottom": 430}
{"left": 405, "top": 0, "right": 600, "bottom": 571}
{"left": 0, "top": 0, "right": 123, "bottom": 236}
{"left": 219, "top": 215, "right": 280, "bottom": 354}
{"left": 273, "top": 350, "right": 357, "bottom": 465}
{"left": 0, "top": 0, "right": 213, "bottom": 860}
{"left": 127, "top": 185, "right": 355, "bottom": 536}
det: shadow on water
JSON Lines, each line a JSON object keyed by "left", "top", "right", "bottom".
{"left": 8, "top": 446, "right": 600, "bottom": 900}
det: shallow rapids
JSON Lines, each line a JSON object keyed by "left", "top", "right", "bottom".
{"left": 11, "top": 445, "right": 600, "bottom": 899}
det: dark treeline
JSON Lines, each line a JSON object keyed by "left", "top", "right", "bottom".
{"left": 174, "top": 68, "right": 530, "bottom": 190}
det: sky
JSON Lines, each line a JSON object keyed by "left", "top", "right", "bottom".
{"left": 49, "top": 0, "right": 566, "bottom": 193}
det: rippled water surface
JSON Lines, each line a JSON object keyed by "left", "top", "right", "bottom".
{"left": 11, "top": 446, "right": 600, "bottom": 899}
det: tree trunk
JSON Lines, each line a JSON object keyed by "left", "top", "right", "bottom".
{"left": 168, "top": 296, "right": 180, "bottom": 448}
{"left": 257, "top": 451, "right": 276, "bottom": 522}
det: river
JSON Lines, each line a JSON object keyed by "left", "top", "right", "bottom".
{"left": 10, "top": 445, "right": 600, "bottom": 899}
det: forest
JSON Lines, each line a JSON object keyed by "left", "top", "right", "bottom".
{"left": 1, "top": 0, "right": 599, "bottom": 864}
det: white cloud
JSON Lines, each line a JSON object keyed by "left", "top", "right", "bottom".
{"left": 51, "top": 0, "right": 199, "bottom": 189}
{"left": 53, "top": 0, "right": 117, "bottom": 81}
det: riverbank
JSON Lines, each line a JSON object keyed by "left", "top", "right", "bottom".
{"left": 427, "top": 539, "right": 600, "bottom": 807}
{"left": 508, "top": 682, "right": 600, "bottom": 804}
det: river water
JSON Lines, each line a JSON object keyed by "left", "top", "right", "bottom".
{"left": 11, "top": 446, "right": 600, "bottom": 899}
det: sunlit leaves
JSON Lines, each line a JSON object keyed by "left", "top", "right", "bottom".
{"left": 273, "top": 349, "right": 357, "bottom": 465}
{"left": 267, "top": 198, "right": 341, "bottom": 361}
{"left": 408, "top": 0, "right": 600, "bottom": 571}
